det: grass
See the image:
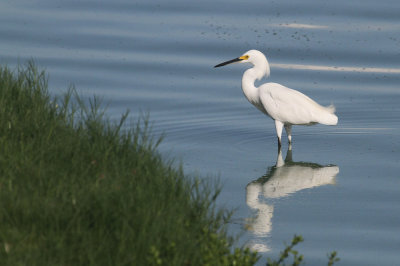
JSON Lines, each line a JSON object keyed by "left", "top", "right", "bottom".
{"left": 0, "top": 62, "right": 340, "bottom": 266}
{"left": 0, "top": 62, "right": 259, "bottom": 265}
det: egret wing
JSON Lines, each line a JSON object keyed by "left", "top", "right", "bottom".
{"left": 259, "top": 83, "right": 326, "bottom": 125}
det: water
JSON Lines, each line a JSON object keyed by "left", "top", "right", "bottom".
{"left": 1, "top": 1, "right": 400, "bottom": 265}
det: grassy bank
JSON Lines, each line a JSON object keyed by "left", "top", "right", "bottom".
{"left": 0, "top": 63, "right": 258, "bottom": 265}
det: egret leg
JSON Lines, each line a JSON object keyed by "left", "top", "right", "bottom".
{"left": 275, "top": 120, "right": 284, "bottom": 147}
{"left": 284, "top": 124, "right": 292, "bottom": 144}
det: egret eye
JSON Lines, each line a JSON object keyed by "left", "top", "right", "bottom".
{"left": 239, "top": 55, "right": 249, "bottom": 60}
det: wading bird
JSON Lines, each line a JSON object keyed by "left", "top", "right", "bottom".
{"left": 214, "top": 50, "right": 338, "bottom": 147}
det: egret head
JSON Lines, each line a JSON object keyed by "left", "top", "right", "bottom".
{"left": 240, "top": 50, "right": 268, "bottom": 66}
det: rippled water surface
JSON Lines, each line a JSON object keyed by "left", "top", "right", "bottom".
{"left": 1, "top": 1, "right": 400, "bottom": 265}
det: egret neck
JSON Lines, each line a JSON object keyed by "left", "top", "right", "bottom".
{"left": 241, "top": 56, "right": 270, "bottom": 113}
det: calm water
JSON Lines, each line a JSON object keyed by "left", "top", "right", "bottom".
{"left": 1, "top": 1, "right": 400, "bottom": 265}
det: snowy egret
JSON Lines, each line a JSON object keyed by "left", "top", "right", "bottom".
{"left": 214, "top": 49, "right": 338, "bottom": 146}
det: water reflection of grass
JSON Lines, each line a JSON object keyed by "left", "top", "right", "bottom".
{"left": 0, "top": 63, "right": 258, "bottom": 265}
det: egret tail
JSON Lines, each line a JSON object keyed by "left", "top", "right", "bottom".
{"left": 317, "top": 104, "right": 338, "bottom": 125}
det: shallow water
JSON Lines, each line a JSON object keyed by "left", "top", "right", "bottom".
{"left": 1, "top": 0, "right": 400, "bottom": 265}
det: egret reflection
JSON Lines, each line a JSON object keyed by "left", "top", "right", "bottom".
{"left": 245, "top": 147, "right": 339, "bottom": 252}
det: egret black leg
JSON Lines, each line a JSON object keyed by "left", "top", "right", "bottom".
{"left": 275, "top": 120, "right": 284, "bottom": 148}
{"left": 284, "top": 124, "right": 292, "bottom": 144}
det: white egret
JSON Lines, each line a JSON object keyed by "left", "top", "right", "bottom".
{"left": 214, "top": 50, "right": 338, "bottom": 146}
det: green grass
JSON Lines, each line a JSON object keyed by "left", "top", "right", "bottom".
{"left": 0, "top": 62, "right": 259, "bottom": 265}
{"left": 0, "top": 62, "right": 340, "bottom": 266}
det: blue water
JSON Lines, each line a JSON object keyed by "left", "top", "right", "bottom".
{"left": 1, "top": 1, "right": 400, "bottom": 265}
